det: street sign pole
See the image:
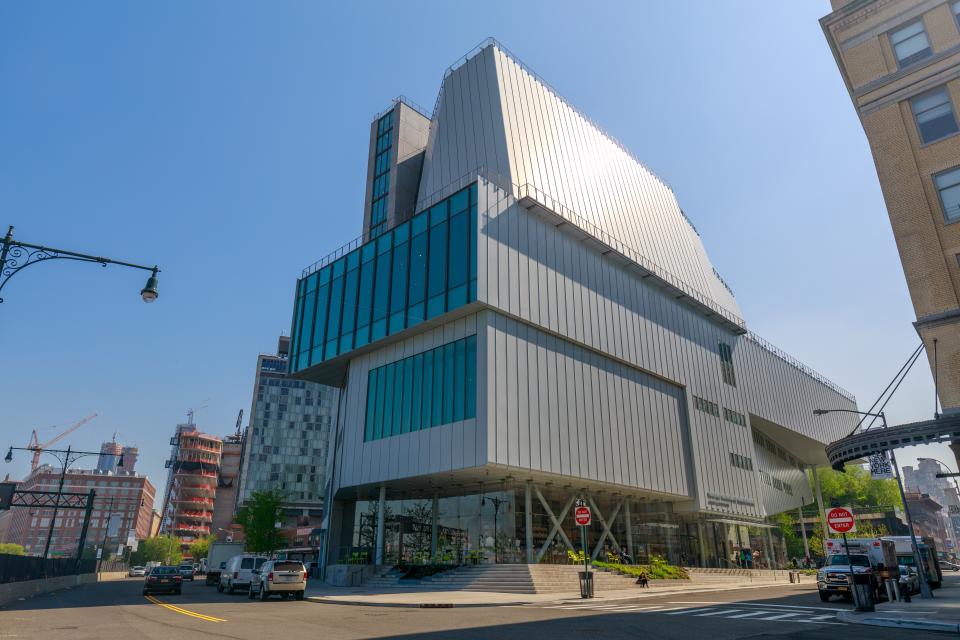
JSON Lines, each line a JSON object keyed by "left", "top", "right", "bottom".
{"left": 842, "top": 532, "right": 859, "bottom": 609}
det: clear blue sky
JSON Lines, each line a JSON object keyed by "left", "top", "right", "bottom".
{"left": 0, "top": 1, "right": 947, "bottom": 505}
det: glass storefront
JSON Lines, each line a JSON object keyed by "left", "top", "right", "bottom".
{"left": 330, "top": 482, "right": 787, "bottom": 569}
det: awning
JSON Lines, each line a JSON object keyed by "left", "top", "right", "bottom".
{"left": 704, "top": 517, "right": 776, "bottom": 529}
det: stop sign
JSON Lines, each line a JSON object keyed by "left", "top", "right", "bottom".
{"left": 575, "top": 506, "right": 591, "bottom": 526}
{"left": 826, "top": 506, "right": 857, "bottom": 534}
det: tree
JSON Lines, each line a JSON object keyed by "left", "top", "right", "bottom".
{"left": 777, "top": 513, "right": 805, "bottom": 560}
{"left": 129, "top": 536, "right": 183, "bottom": 566}
{"left": 0, "top": 543, "right": 25, "bottom": 556}
{"left": 811, "top": 466, "right": 902, "bottom": 510}
{"left": 235, "top": 490, "right": 285, "bottom": 554}
{"left": 188, "top": 536, "right": 213, "bottom": 561}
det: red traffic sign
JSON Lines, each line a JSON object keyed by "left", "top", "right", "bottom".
{"left": 826, "top": 506, "right": 857, "bottom": 534}
{"left": 574, "top": 506, "right": 591, "bottom": 526}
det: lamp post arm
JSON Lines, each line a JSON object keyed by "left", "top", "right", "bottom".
{"left": 0, "top": 225, "right": 159, "bottom": 303}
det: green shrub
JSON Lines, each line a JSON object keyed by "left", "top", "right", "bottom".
{"left": 594, "top": 555, "right": 689, "bottom": 580}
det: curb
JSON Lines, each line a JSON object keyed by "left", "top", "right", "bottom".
{"left": 836, "top": 610, "right": 960, "bottom": 634}
{"left": 305, "top": 580, "right": 813, "bottom": 609}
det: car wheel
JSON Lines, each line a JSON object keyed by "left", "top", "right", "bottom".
{"left": 217, "top": 582, "right": 224, "bottom": 593}
{"left": 142, "top": 589, "right": 148, "bottom": 596}
{"left": 295, "top": 591, "right": 304, "bottom": 601}
{"left": 259, "top": 585, "right": 268, "bottom": 601}
{"left": 818, "top": 592, "right": 830, "bottom": 602}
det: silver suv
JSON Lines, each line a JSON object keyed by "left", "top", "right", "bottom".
{"left": 248, "top": 560, "right": 307, "bottom": 601}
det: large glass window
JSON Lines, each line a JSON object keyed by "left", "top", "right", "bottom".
{"left": 890, "top": 21, "right": 932, "bottom": 68}
{"left": 718, "top": 341, "right": 736, "bottom": 387}
{"left": 364, "top": 336, "right": 477, "bottom": 441}
{"left": 290, "top": 183, "right": 478, "bottom": 373}
{"left": 370, "top": 110, "right": 394, "bottom": 238}
{"left": 911, "top": 88, "right": 959, "bottom": 144}
{"left": 936, "top": 167, "right": 960, "bottom": 223}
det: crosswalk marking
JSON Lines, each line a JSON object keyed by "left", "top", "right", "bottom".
{"left": 525, "top": 601, "right": 843, "bottom": 625}
{"left": 756, "top": 612, "right": 802, "bottom": 620}
{"left": 694, "top": 609, "right": 744, "bottom": 617}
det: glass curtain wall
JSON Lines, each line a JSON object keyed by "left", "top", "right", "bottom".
{"left": 290, "top": 183, "right": 478, "bottom": 374}
{"left": 364, "top": 336, "right": 477, "bottom": 441}
{"left": 369, "top": 111, "right": 393, "bottom": 238}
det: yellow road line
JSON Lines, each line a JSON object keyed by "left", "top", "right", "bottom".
{"left": 144, "top": 595, "right": 226, "bottom": 622}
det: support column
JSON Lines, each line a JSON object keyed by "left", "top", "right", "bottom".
{"left": 812, "top": 466, "right": 829, "bottom": 539}
{"left": 524, "top": 481, "right": 533, "bottom": 564}
{"left": 766, "top": 527, "right": 777, "bottom": 570}
{"left": 623, "top": 499, "right": 634, "bottom": 563}
{"left": 697, "top": 521, "right": 708, "bottom": 568}
{"left": 375, "top": 485, "right": 386, "bottom": 566}
{"left": 798, "top": 506, "right": 810, "bottom": 562}
{"left": 431, "top": 492, "right": 439, "bottom": 559}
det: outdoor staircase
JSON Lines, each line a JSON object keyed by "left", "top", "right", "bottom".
{"left": 360, "top": 564, "right": 639, "bottom": 593}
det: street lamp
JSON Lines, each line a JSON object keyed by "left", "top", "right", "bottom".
{"left": 4, "top": 444, "right": 123, "bottom": 559}
{"left": 0, "top": 225, "right": 160, "bottom": 304}
{"left": 814, "top": 408, "right": 933, "bottom": 598}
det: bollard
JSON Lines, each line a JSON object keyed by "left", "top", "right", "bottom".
{"left": 852, "top": 574, "right": 875, "bottom": 612}
{"left": 884, "top": 579, "right": 896, "bottom": 603}
{"left": 892, "top": 579, "right": 901, "bottom": 602}
{"left": 789, "top": 571, "right": 796, "bottom": 584}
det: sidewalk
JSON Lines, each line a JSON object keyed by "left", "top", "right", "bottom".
{"left": 305, "top": 577, "right": 816, "bottom": 608}
{"left": 837, "top": 574, "right": 960, "bottom": 634}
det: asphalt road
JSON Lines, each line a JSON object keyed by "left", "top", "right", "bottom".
{"left": 0, "top": 577, "right": 946, "bottom": 639}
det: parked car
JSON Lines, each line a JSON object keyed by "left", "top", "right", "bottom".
{"left": 128, "top": 566, "right": 146, "bottom": 577}
{"left": 142, "top": 566, "right": 183, "bottom": 595}
{"left": 248, "top": 560, "right": 307, "bottom": 601}
{"left": 940, "top": 560, "right": 960, "bottom": 572}
{"left": 218, "top": 554, "right": 268, "bottom": 594}
{"left": 177, "top": 563, "right": 195, "bottom": 581}
{"left": 898, "top": 564, "right": 920, "bottom": 594}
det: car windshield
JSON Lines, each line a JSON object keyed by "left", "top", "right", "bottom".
{"left": 178, "top": 565, "right": 192, "bottom": 569}
{"left": 150, "top": 567, "right": 177, "bottom": 575}
{"left": 132, "top": 566, "right": 144, "bottom": 570}
{"left": 829, "top": 554, "right": 870, "bottom": 567}
{"left": 274, "top": 562, "right": 304, "bottom": 572}
{"left": 240, "top": 557, "right": 254, "bottom": 569}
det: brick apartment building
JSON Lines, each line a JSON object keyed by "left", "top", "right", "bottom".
{"left": 821, "top": 1, "right": 960, "bottom": 446}
{"left": 4, "top": 453, "right": 156, "bottom": 558}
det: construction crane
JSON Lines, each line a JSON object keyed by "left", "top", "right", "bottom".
{"left": 185, "top": 401, "right": 209, "bottom": 426}
{"left": 27, "top": 413, "right": 98, "bottom": 470}
{"left": 234, "top": 409, "right": 243, "bottom": 437}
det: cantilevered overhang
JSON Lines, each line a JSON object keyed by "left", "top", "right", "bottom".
{"left": 515, "top": 183, "right": 748, "bottom": 336}
{"left": 750, "top": 414, "right": 836, "bottom": 467}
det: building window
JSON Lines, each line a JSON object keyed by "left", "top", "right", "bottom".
{"left": 364, "top": 335, "right": 477, "bottom": 441}
{"left": 290, "top": 183, "right": 478, "bottom": 372}
{"left": 935, "top": 167, "right": 960, "bottom": 223}
{"left": 729, "top": 452, "right": 753, "bottom": 471}
{"left": 911, "top": 88, "right": 959, "bottom": 144}
{"left": 723, "top": 407, "right": 747, "bottom": 427}
{"left": 369, "top": 111, "right": 394, "bottom": 238}
{"left": 889, "top": 21, "right": 932, "bottom": 68}
{"left": 693, "top": 395, "right": 720, "bottom": 417}
{"left": 718, "top": 341, "right": 736, "bottom": 386}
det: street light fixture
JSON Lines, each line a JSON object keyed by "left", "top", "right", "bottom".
{"left": 814, "top": 408, "right": 933, "bottom": 598}
{"left": 0, "top": 225, "right": 160, "bottom": 304}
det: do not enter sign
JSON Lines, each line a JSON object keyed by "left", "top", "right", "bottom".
{"left": 826, "top": 506, "right": 857, "bottom": 535}
{"left": 574, "top": 506, "right": 591, "bottom": 526}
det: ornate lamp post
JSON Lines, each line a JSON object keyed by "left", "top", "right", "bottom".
{"left": 0, "top": 225, "right": 160, "bottom": 304}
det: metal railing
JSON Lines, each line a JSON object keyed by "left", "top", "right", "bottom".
{"left": 744, "top": 331, "right": 855, "bottom": 402}
{"left": 372, "top": 95, "right": 432, "bottom": 122}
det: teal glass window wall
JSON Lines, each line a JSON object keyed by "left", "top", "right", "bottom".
{"left": 364, "top": 335, "right": 477, "bottom": 442}
{"left": 289, "top": 183, "right": 478, "bottom": 373}
{"left": 370, "top": 111, "right": 394, "bottom": 238}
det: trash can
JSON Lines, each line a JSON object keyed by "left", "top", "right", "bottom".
{"left": 851, "top": 573, "right": 875, "bottom": 612}
{"left": 579, "top": 571, "right": 594, "bottom": 599}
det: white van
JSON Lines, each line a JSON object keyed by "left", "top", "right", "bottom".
{"left": 218, "top": 554, "right": 268, "bottom": 594}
